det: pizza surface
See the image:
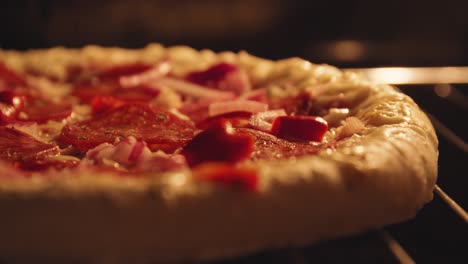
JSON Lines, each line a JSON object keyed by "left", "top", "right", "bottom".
{"left": 0, "top": 44, "right": 438, "bottom": 263}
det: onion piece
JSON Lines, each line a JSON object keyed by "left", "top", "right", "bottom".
{"left": 209, "top": 100, "right": 268, "bottom": 117}
{"left": 144, "top": 153, "right": 187, "bottom": 172}
{"left": 156, "top": 77, "right": 235, "bottom": 100}
{"left": 323, "top": 108, "right": 350, "bottom": 127}
{"left": 84, "top": 136, "right": 188, "bottom": 173}
{"left": 249, "top": 109, "right": 287, "bottom": 132}
{"left": 128, "top": 140, "right": 146, "bottom": 162}
{"left": 85, "top": 137, "right": 142, "bottom": 168}
{"left": 337, "top": 117, "right": 366, "bottom": 140}
{"left": 238, "top": 88, "right": 267, "bottom": 101}
{"left": 119, "top": 61, "right": 171, "bottom": 88}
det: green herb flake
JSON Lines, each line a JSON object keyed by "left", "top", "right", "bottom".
{"left": 76, "top": 136, "right": 89, "bottom": 140}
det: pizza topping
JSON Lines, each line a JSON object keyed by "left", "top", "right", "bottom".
{"left": 142, "top": 153, "right": 187, "bottom": 172}
{"left": 177, "top": 99, "right": 214, "bottom": 123}
{"left": 249, "top": 109, "right": 287, "bottom": 132}
{"left": 237, "top": 128, "right": 323, "bottom": 160}
{"left": 0, "top": 58, "right": 335, "bottom": 176}
{"left": 0, "top": 90, "right": 26, "bottom": 125}
{"left": 59, "top": 103, "right": 196, "bottom": 153}
{"left": 192, "top": 162, "right": 258, "bottom": 192}
{"left": 71, "top": 63, "right": 163, "bottom": 103}
{"left": 73, "top": 79, "right": 160, "bottom": 103}
{"left": 185, "top": 62, "right": 251, "bottom": 94}
{"left": 196, "top": 111, "right": 252, "bottom": 130}
{"left": 97, "top": 63, "right": 154, "bottom": 80}
{"left": 186, "top": 62, "right": 237, "bottom": 85}
{"left": 83, "top": 136, "right": 187, "bottom": 173}
{"left": 187, "top": 99, "right": 268, "bottom": 129}
{"left": 85, "top": 137, "right": 146, "bottom": 168}
{"left": 0, "top": 126, "right": 60, "bottom": 162}
{"left": 11, "top": 120, "right": 66, "bottom": 143}
{"left": 157, "top": 77, "right": 235, "bottom": 100}
{"left": 90, "top": 96, "right": 126, "bottom": 115}
{"left": 336, "top": 117, "right": 366, "bottom": 140}
{"left": 238, "top": 87, "right": 267, "bottom": 101}
{"left": 323, "top": 108, "right": 350, "bottom": 127}
{"left": 18, "top": 96, "right": 73, "bottom": 123}
{"left": 1, "top": 91, "right": 72, "bottom": 124}
{"left": 271, "top": 116, "right": 328, "bottom": 142}
{"left": 119, "top": 61, "right": 171, "bottom": 88}
{"left": 181, "top": 120, "right": 254, "bottom": 167}
{"left": 208, "top": 100, "right": 268, "bottom": 117}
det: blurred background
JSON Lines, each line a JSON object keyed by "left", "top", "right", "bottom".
{"left": 1, "top": 0, "right": 468, "bottom": 67}
{"left": 1, "top": 1, "right": 466, "bottom": 263}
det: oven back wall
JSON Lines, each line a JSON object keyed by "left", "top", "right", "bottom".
{"left": 1, "top": 0, "right": 467, "bottom": 67}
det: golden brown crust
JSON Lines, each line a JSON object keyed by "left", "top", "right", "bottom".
{"left": 0, "top": 45, "right": 438, "bottom": 263}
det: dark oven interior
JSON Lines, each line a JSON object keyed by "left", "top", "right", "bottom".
{"left": 1, "top": 1, "right": 467, "bottom": 263}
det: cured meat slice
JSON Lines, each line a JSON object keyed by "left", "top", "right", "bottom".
{"left": 72, "top": 80, "right": 159, "bottom": 103}
{"left": 0, "top": 91, "right": 25, "bottom": 125}
{"left": 236, "top": 128, "right": 324, "bottom": 160}
{"left": 72, "top": 63, "right": 160, "bottom": 103}
{"left": 0, "top": 127, "right": 60, "bottom": 162}
{"left": 1, "top": 91, "right": 72, "bottom": 124}
{"left": 19, "top": 97, "right": 73, "bottom": 123}
{"left": 58, "top": 103, "right": 196, "bottom": 153}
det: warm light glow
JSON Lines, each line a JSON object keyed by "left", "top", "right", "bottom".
{"left": 330, "top": 40, "right": 366, "bottom": 61}
{"left": 347, "top": 67, "right": 468, "bottom": 84}
{"left": 434, "top": 84, "right": 452, "bottom": 98}
{"left": 169, "top": 172, "right": 187, "bottom": 187}
{"left": 365, "top": 68, "right": 414, "bottom": 84}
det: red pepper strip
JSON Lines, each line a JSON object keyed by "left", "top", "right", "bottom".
{"left": 271, "top": 115, "right": 328, "bottom": 142}
{"left": 181, "top": 120, "right": 254, "bottom": 167}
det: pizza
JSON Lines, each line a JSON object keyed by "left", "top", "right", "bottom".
{"left": 0, "top": 44, "right": 438, "bottom": 263}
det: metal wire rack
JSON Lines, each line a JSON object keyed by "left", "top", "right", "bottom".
{"left": 210, "top": 77, "right": 468, "bottom": 264}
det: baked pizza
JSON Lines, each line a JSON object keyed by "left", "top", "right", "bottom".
{"left": 0, "top": 44, "right": 438, "bottom": 263}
